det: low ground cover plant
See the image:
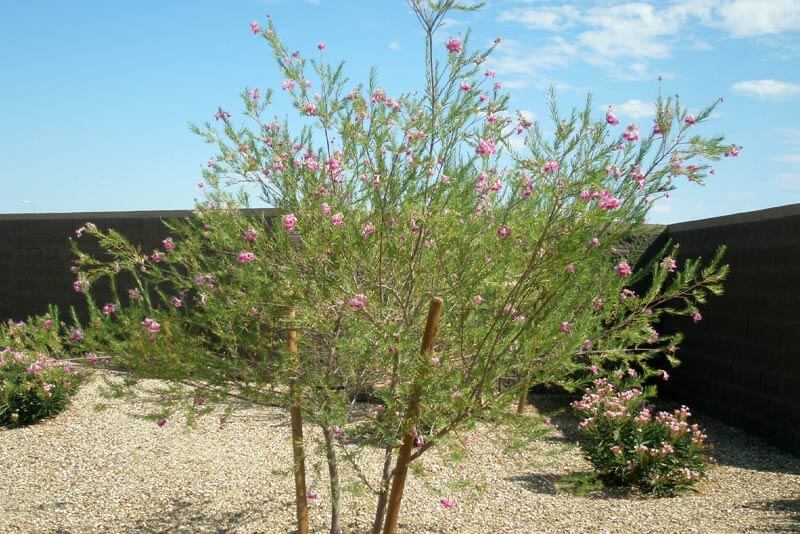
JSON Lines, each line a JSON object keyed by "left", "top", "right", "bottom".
{"left": 65, "top": 1, "right": 734, "bottom": 531}
{"left": 0, "top": 311, "right": 84, "bottom": 427}
{"left": 572, "top": 376, "right": 710, "bottom": 496}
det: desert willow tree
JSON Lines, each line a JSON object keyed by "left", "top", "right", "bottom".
{"left": 69, "top": 0, "right": 733, "bottom": 532}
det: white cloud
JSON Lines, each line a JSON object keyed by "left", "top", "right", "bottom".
{"left": 388, "top": 40, "right": 402, "bottom": 50}
{"left": 497, "top": 5, "right": 581, "bottom": 30}
{"left": 613, "top": 99, "right": 655, "bottom": 120}
{"left": 486, "top": 37, "right": 577, "bottom": 85}
{"left": 732, "top": 79, "right": 800, "bottom": 100}
{"left": 712, "top": 0, "right": 800, "bottom": 38}
{"left": 495, "top": 0, "right": 800, "bottom": 80}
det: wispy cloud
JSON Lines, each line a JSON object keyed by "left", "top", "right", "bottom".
{"left": 613, "top": 99, "right": 656, "bottom": 120}
{"left": 496, "top": 0, "right": 800, "bottom": 80}
{"left": 388, "top": 40, "right": 402, "bottom": 50}
{"left": 711, "top": 0, "right": 800, "bottom": 38}
{"left": 732, "top": 79, "right": 800, "bottom": 100}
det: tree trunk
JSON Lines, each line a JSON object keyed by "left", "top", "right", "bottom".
{"left": 370, "top": 447, "right": 394, "bottom": 534}
{"left": 382, "top": 297, "right": 443, "bottom": 534}
{"left": 516, "top": 381, "right": 529, "bottom": 414}
{"left": 322, "top": 425, "right": 342, "bottom": 534}
{"left": 288, "top": 308, "right": 309, "bottom": 534}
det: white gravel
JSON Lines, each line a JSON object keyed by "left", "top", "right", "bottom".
{"left": 1, "top": 372, "right": 799, "bottom": 533}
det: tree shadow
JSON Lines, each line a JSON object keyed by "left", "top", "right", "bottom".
{"left": 741, "top": 499, "right": 800, "bottom": 532}
{"left": 506, "top": 471, "right": 633, "bottom": 500}
{"left": 125, "top": 497, "right": 276, "bottom": 533}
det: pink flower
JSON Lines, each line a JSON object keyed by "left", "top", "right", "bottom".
{"left": 597, "top": 190, "right": 621, "bottom": 210}
{"left": 331, "top": 213, "right": 344, "bottom": 226}
{"left": 691, "top": 311, "right": 703, "bottom": 323}
{"left": 317, "top": 42, "right": 326, "bottom": 51}
{"left": 494, "top": 82, "right": 502, "bottom": 90}
{"left": 151, "top": 251, "right": 165, "bottom": 263}
{"left": 170, "top": 296, "right": 182, "bottom": 308}
{"left": 660, "top": 257, "right": 677, "bottom": 272}
{"left": 101, "top": 303, "right": 117, "bottom": 316}
{"left": 157, "top": 418, "right": 167, "bottom": 428}
{"left": 589, "top": 237, "right": 600, "bottom": 248}
{"left": 590, "top": 364, "right": 599, "bottom": 375}
{"left": 622, "top": 124, "right": 640, "bottom": 142}
{"left": 73, "top": 279, "right": 85, "bottom": 293}
{"left": 362, "top": 223, "right": 375, "bottom": 236}
{"left": 283, "top": 213, "right": 297, "bottom": 232}
{"left": 725, "top": 145, "right": 740, "bottom": 157}
{"left": 543, "top": 160, "right": 559, "bottom": 174}
{"left": 472, "top": 295, "right": 483, "bottom": 305}
{"left": 320, "top": 203, "right": 331, "bottom": 216}
{"left": 475, "top": 139, "right": 497, "bottom": 158}
{"left": 662, "top": 370, "right": 670, "bottom": 381}
{"left": 446, "top": 38, "right": 462, "bottom": 54}
{"left": 685, "top": 114, "right": 696, "bottom": 125}
{"left": 244, "top": 228, "right": 259, "bottom": 242}
{"left": 561, "top": 321, "right": 571, "bottom": 333}
{"left": 281, "top": 80, "right": 296, "bottom": 91}
{"left": 162, "top": 237, "right": 176, "bottom": 251}
{"left": 616, "top": 261, "right": 632, "bottom": 278}
{"left": 592, "top": 297, "right": 604, "bottom": 311}
{"left": 610, "top": 445, "right": 623, "bottom": 455}
{"left": 69, "top": 329, "right": 83, "bottom": 342}
{"left": 497, "top": 226, "right": 511, "bottom": 239}
{"left": 620, "top": 288, "right": 637, "bottom": 300}
{"left": 303, "top": 102, "right": 317, "bottom": 116}
{"left": 606, "top": 107, "right": 620, "bottom": 126}
{"left": 460, "top": 82, "right": 471, "bottom": 92}
{"left": 86, "top": 353, "right": 99, "bottom": 365}
{"left": 142, "top": 317, "right": 161, "bottom": 334}
{"left": 348, "top": 293, "right": 367, "bottom": 310}
{"left": 440, "top": 497, "right": 456, "bottom": 510}
{"left": 250, "top": 21, "right": 260, "bottom": 34}
{"left": 566, "top": 263, "right": 576, "bottom": 274}
{"left": 128, "top": 288, "right": 143, "bottom": 301}
{"left": 238, "top": 251, "right": 257, "bottom": 264}
{"left": 484, "top": 70, "right": 496, "bottom": 78}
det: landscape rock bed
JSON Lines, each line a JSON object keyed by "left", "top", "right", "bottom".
{"left": 1, "top": 373, "right": 798, "bottom": 533}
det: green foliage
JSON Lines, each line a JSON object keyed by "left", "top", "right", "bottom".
{"left": 572, "top": 378, "right": 710, "bottom": 497}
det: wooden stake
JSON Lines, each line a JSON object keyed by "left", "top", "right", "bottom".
{"left": 382, "top": 297, "right": 443, "bottom": 534}
{"left": 288, "top": 307, "right": 309, "bottom": 534}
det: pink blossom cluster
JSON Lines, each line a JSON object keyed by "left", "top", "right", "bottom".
{"left": 348, "top": 293, "right": 367, "bottom": 310}
{"left": 475, "top": 139, "right": 497, "bottom": 158}
{"left": 142, "top": 317, "right": 161, "bottom": 335}
{"left": 445, "top": 38, "right": 462, "bottom": 54}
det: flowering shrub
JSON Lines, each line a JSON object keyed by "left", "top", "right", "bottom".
{"left": 68, "top": 1, "right": 733, "bottom": 531}
{"left": 572, "top": 377, "right": 709, "bottom": 496}
{"left": 0, "top": 312, "right": 84, "bottom": 427}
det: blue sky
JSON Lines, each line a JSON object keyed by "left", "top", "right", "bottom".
{"left": 1, "top": 0, "right": 798, "bottom": 224}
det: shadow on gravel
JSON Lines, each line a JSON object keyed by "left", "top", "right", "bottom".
{"left": 741, "top": 499, "right": 800, "bottom": 532}
{"left": 506, "top": 471, "right": 633, "bottom": 500}
{"left": 695, "top": 416, "right": 800, "bottom": 476}
{"left": 127, "top": 498, "right": 261, "bottom": 533}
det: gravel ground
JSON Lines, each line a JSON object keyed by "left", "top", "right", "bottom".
{"left": 1, "top": 372, "right": 799, "bottom": 533}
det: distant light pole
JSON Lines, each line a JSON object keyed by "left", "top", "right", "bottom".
{"left": 21, "top": 200, "right": 37, "bottom": 213}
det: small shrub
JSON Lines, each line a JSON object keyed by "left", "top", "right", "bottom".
{"left": 572, "top": 377, "right": 709, "bottom": 496}
{"left": 0, "top": 316, "right": 84, "bottom": 427}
